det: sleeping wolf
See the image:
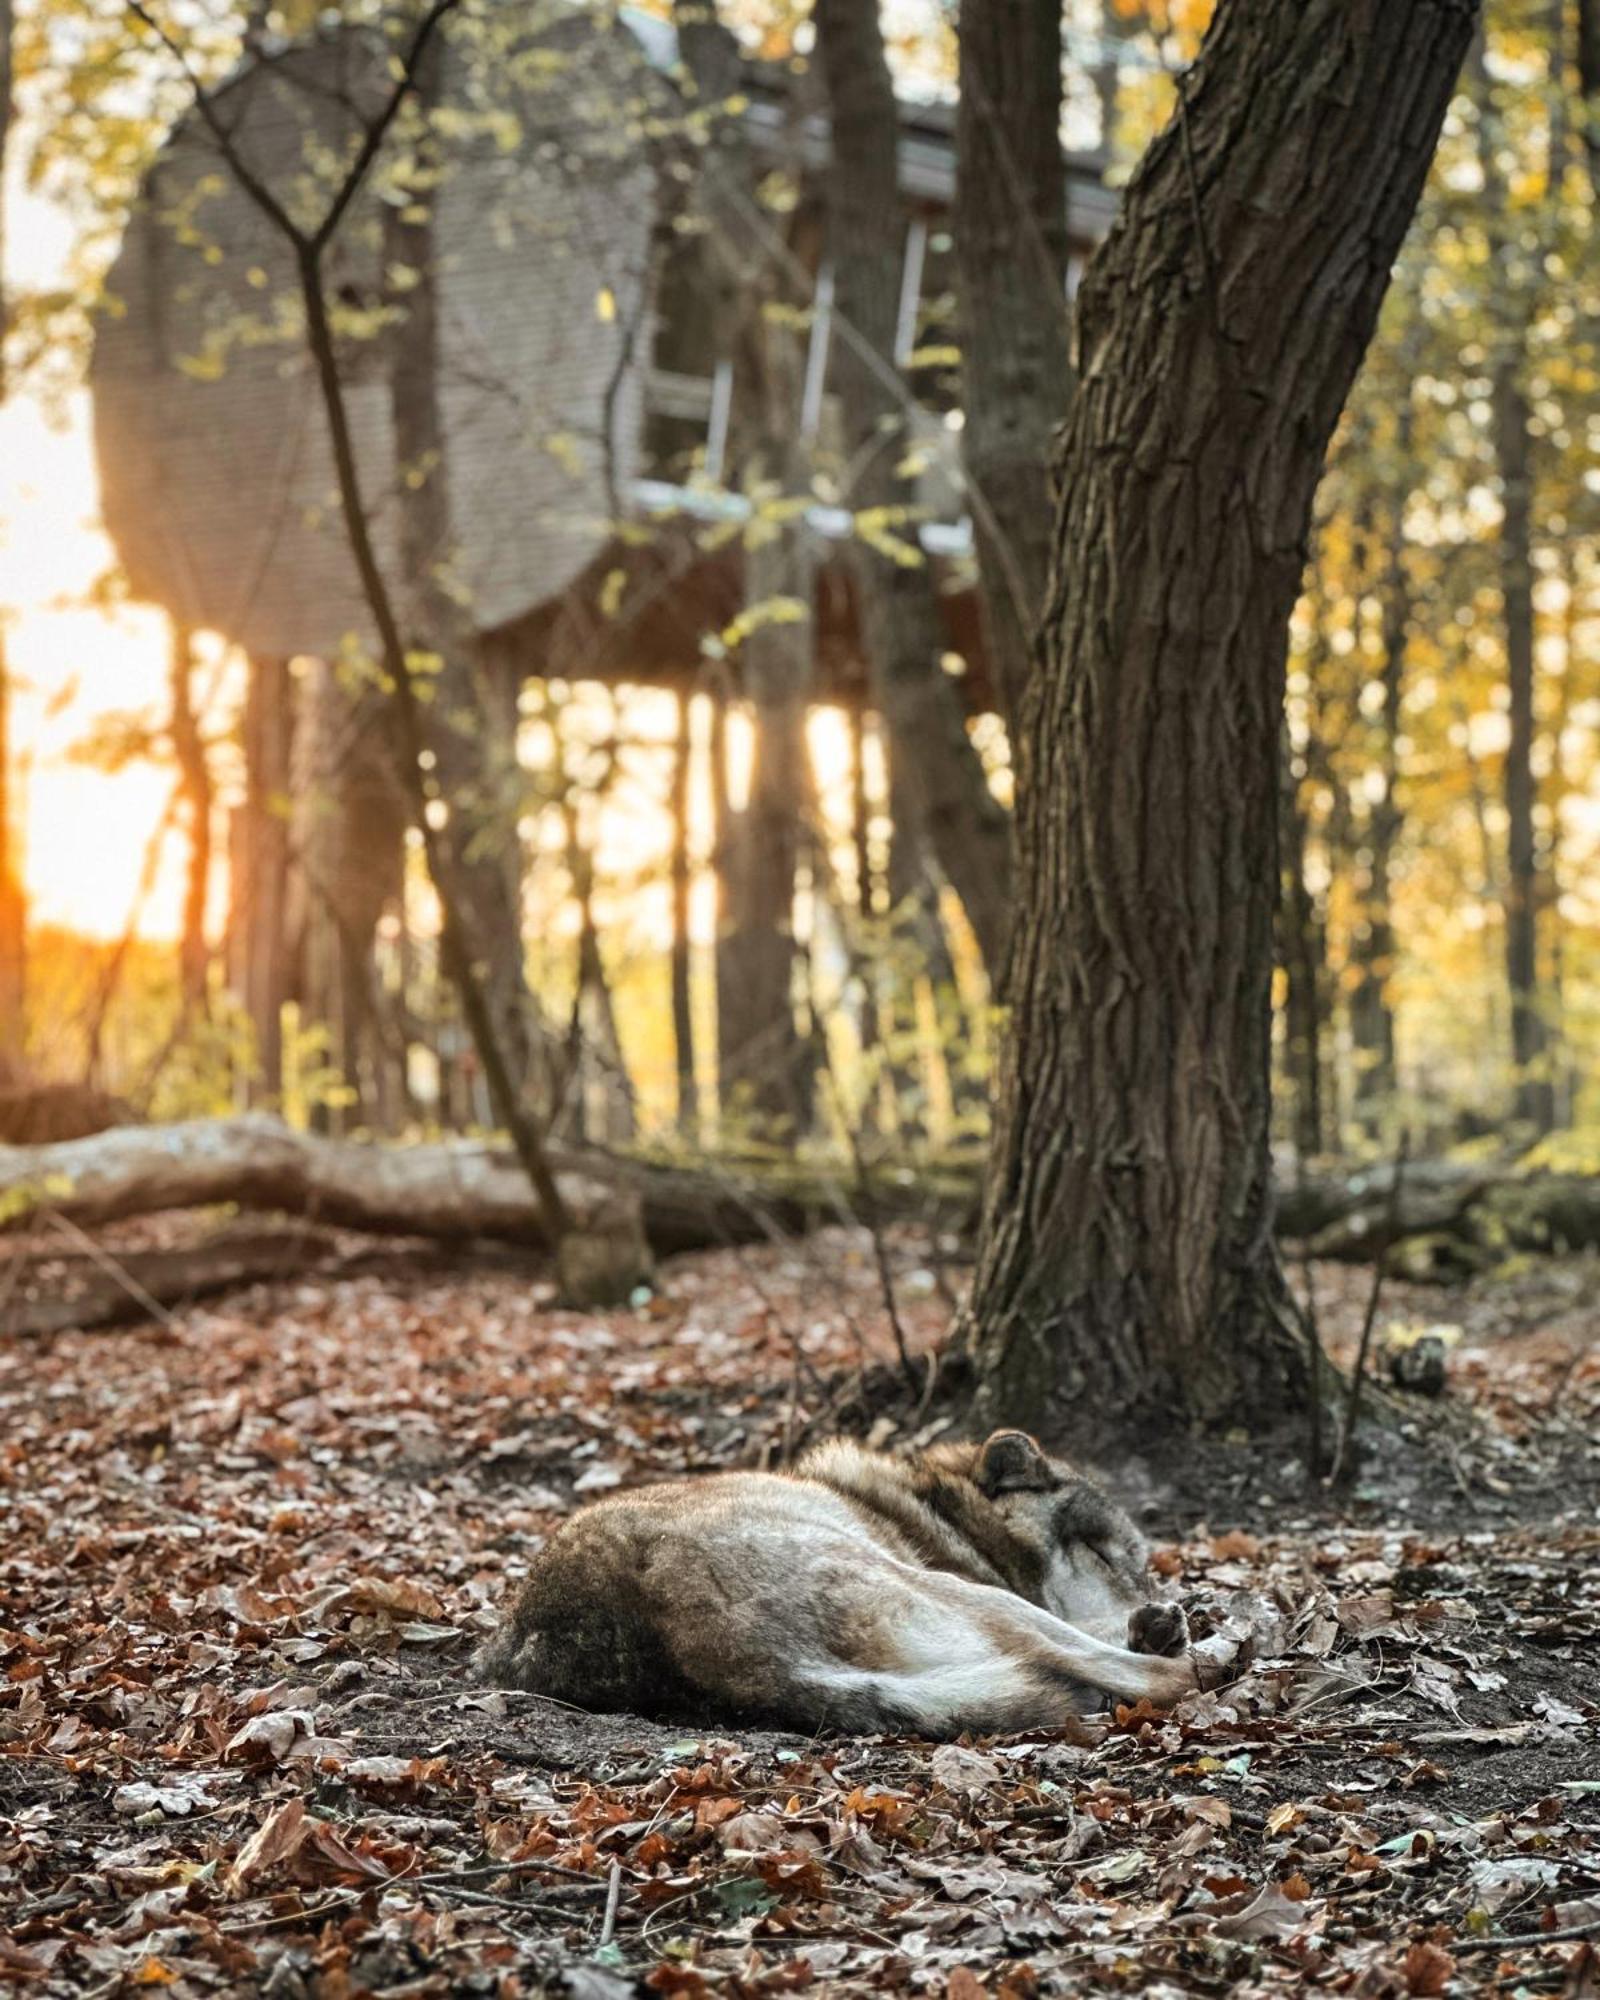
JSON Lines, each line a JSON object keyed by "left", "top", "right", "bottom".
{"left": 480, "top": 1430, "right": 1217, "bottom": 1736}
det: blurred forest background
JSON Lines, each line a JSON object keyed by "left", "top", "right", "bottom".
{"left": 0, "top": 0, "right": 1594, "bottom": 1176}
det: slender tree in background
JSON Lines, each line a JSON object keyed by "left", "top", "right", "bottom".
{"left": 1349, "top": 438, "right": 1415, "bottom": 1138}
{"left": 812, "top": 0, "right": 1014, "bottom": 986}
{"left": 168, "top": 624, "right": 211, "bottom": 1018}
{"left": 1472, "top": 28, "right": 1555, "bottom": 1133}
{"left": 383, "top": 39, "right": 557, "bottom": 1120}
{"left": 1579, "top": 0, "right": 1600, "bottom": 192}
{"left": 0, "top": 0, "right": 26, "bottom": 1080}
{"left": 954, "top": 0, "right": 1074, "bottom": 728}
{"left": 968, "top": 0, "right": 1478, "bottom": 1434}
{"left": 127, "top": 0, "right": 585, "bottom": 1266}
{"left": 671, "top": 0, "right": 817, "bottom": 1130}
{"left": 232, "top": 655, "right": 295, "bottom": 1102}
{"left": 1278, "top": 714, "right": 1326, "bottom": 1162}
{"left": 669, "top": 683, "right": 699, "bottom": 1137}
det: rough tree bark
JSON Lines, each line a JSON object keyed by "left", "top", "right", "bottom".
{"left": 967, "top": 0, "right": 1478, "bottom": 1433}
{"left": 812, "top": 0, "right": 1014, "bottom": 985}
{"left": 954, "top": 0, "right": 1074, "bottom": 728}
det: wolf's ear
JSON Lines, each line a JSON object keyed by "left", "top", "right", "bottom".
{"left": 975, "top": 1430, "right": 1054, "bottom": 1496}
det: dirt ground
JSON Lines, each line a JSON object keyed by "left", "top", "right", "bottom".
{"left": 1, "top": 1221, "right": 1597, "bottom": 1997}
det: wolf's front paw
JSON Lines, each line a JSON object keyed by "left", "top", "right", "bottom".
{"left": 1128, "top": 1601, "right": 1190, "bottom": 1658}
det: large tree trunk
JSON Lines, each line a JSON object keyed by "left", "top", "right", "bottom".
{"left": 953, "top": 0, "right": 1074, "bottom": 727}
{"left": 966, "top": 0, "right": 1477, "bottom": 1434}
{"left": 813, "top": 0, "right": 1014, "bottom": 986}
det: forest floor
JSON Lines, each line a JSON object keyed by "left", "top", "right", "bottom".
{"left": 1, "top": 1214, "right": 1598, "bottom": 1998}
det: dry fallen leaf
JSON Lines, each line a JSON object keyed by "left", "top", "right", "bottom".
{"left": 227, "top": 1796, "right": 309, "bottom": 1891}
{"left": 1402, "top": 1939, "right": 1456, "bottom": 1996}
{"left": 1212, "top": 1882, "right": 1323, "bottom": 1942}
{"left": 929, "top": 1744, "right": 1003, "bottom": 1793}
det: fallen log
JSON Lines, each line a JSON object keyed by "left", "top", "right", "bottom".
{"left": 1, "top": 1117, "right": 1594, "bottom": 1273}
{"left": 1275, "top": 1160, "right": 1495, "bottom": 1259}
{"left": 0, "top": 1223, "right": 563, "bottom": 1338}
{"left": 1, "top": 1224, "right": 342, "bottom": 1337}
{"left": 0, "top": 1115, "right": 956, "bottom": 1258}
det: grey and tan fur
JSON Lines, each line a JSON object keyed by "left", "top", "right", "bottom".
{"left": 480, "top": 1431, "right": 1216, "bottom": 1737}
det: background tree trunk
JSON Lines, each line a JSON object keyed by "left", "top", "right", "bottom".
{"left": 717, "top": 512, "right": 815, "bottom": 1133}
{"left": 1349, "top": 480, "right": 1410, "bottom": 1137}
{"left": 1472, "top": 35, "right": 1554, "bottom": 1135}
{"left": 1578, "top": 0, "right": 1600, "bottom": 194}
{"left": 384, "top": 60, "right": 555, "bottom": 1123}
{"left": 1493, "top": 353, "right": 1553, "bottom": 1132}
{"left": 954, "top": 0, "right": 1074, "bottom": 728}
{"left": 670, "top": 683, "right": 699, "bottom": 1137}
{"left": 1278, "top": 724, "right": 1326, "bottom": 1162}
{"left": 0, "top": 0, "right": 26, "bottom": 1084}
{"left": 292, "top": 663, "right": 407, "bottom": 1131}
{"left": 169, "top": 625, "right": 212, "bottom": 1018}
{"left": 966, "top": 0, "right": 1477, "bottom": 1434}
{"left": 813, "top": 0, "right": 1013, "bottom": 986}
{"left": 231, "top": 656, "right": 296, "bottom": 1101}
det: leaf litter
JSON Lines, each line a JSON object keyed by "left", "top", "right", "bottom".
{"left": 0, "top": 1223, "right": 1596, "bottom": 1995}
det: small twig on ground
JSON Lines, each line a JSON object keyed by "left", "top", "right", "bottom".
{"left": 599, "top": 1858, "right": 623, "bottom": 1948}
{"left": 406, "top": 1859, "right": 609, "bottom": 1890}
{"left": 1456, "top": 1917, "right": 1600, "bottom": 1954}
{"left": 1330, "top": 1129, "right": 1410, "bottom": 1485}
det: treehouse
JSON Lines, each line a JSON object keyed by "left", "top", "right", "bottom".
{"left": 87, "top": 2, "right": 1117, "bottom": 1130}
{"left": 90, "top": 3, "right": 1116, "bottom": 716}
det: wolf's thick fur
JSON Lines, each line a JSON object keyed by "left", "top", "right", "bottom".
{"left": 479, "top": 1432, "right": 1202, "bottom": 1736}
